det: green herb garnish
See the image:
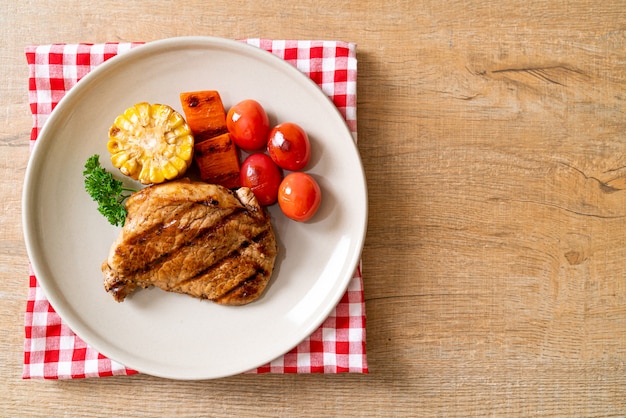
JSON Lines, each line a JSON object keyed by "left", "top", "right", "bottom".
{"left": 83, "top": 154, "right": 138, "bottom": 227}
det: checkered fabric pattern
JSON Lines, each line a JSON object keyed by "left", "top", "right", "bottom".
{"left": 23, "top": 39, "right": 367, "bottom": 379}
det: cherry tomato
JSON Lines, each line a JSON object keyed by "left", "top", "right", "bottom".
{"left": 226, "top": 99, "right": 270, "bottom": 151}
{"left": 277, "top": 172, "right": 322, "bottom": 222}
{"left": 240, "top": 153, "right": 282, "bottom": 206}
{"left": 267, "top": 122, "right": 311, "bottom": 171}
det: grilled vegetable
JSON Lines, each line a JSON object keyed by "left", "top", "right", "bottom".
{"left": 226, "top": 99, "right": 270, "bottom": 151}
{"left": 180, "top": 91, "right": 241, "bottom": 189}
{"left": 180, "top": 90, "right": 228, "bottom": 142}
{"left": 278, "top": 172, "right": 322, "bottom": 222}
{"left": 193, "top": 132, "right": 241, "bottom": 189}
{"left": 107, "top": 102, "right": 194, "bottom": 185}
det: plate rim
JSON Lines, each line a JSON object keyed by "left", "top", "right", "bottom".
{"left": 22, "top": 36, "right": 368, "bottom": 379}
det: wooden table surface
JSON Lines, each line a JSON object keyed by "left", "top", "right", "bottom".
{"left": 2, "top": 1, "right": 625, "bottom": 416}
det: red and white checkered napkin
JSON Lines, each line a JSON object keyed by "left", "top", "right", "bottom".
{"left": 23, "top": 39, "right": 367, "bottom": 379}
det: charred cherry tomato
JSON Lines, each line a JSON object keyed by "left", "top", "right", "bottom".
{"left": 277, "top": 172, "right": 322, "bottom": 222}
{"left": 267, "top": 122, "right": 311, "bottom": 171}
{"left": 226, "top": 99, "right": 270, "bottom": 151}
{"left": 240, "top": 153, "right": 282, "bottom": 206}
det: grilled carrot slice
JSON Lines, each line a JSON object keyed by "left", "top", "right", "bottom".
{"left": 193, "top": 132, "right": 241, "bottom": 189}
{"left": 180, "top": 90, "right": 241, "bottom": 189}
{"left": 180, "top": 90, "right": 228, "bottom": 143}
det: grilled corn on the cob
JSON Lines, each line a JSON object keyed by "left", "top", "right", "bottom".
{"left": 107, "top": 102, "right": 194, "bottom": 184}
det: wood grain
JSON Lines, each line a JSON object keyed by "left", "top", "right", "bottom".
{"left": 1, "top": 0, "right": 625, "bottom": 415}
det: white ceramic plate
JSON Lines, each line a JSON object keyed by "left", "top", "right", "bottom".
{"left": 22, "top": 37, "right": 367, "bottom": 380}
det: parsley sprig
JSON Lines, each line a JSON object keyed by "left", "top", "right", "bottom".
{"left": 83, "top": 154, "right": 138, "bottom": 227}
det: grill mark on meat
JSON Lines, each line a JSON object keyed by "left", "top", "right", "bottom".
{"left": 251, "top": 228, "right": 272, "bottom": 244}
{"left": 126, "top": 207, "right": 259, "bottom": 276}
{"left": 176, "top": 228, "right": 273, "bottom": 288}
{"left": 125, "top": 200, "right": 234, "bottom": 246}
{"left": 213, "top": 269, "right": 267, "bottom": 303}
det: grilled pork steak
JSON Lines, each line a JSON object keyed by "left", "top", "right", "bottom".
{"left": 101, "top": 179, "right": 278, "bottom": 305}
